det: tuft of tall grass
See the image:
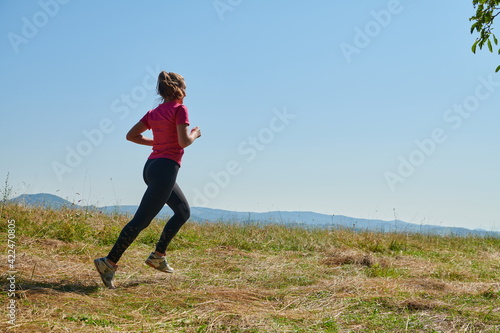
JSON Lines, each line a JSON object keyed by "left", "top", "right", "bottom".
{"left": 2, "top": 203, "right": 125, "bottom": 245}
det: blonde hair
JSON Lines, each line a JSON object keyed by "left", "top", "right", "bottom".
{"left": 157, "top": 71, "right": 186, "bottom": 101}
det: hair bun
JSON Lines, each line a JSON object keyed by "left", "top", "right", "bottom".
{"left": 158, "top": 71, "right": 169, "bottom": 82}
{"left": 157, "top": 71, "right": 186, "bottom": 101}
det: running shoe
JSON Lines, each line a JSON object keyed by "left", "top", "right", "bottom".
{"left": 94, "top": 257, "right": 117, "bottom": 289}
{"left": 145, "top": 252, "right": 174, "bottom": 273}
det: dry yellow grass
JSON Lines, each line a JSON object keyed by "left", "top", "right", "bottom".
{"left": 1, "top": 203, "right": 499, "bottom": 332}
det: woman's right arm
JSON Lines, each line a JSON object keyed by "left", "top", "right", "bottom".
{"left": 177, "top": 124, "right": 201, "bottom": 148}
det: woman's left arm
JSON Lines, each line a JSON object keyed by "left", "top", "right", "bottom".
{"left": 126, "top": 121, "right": 154, "bottom": 146}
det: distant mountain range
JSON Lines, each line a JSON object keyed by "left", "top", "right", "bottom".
{"left": 10, "top": 193, "right": 499, "bottom": 237}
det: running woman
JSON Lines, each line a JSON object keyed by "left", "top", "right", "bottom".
{"left": 94, "top": 71, "right": 201, "bottom": 289}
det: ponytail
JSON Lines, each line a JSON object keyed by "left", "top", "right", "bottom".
{"left": 157, "top": 71, "right": 186, "bottom": 101}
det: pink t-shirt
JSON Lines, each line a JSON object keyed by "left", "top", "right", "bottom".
{"left": 140, "top": 101, "right": 190, "bottom": 166}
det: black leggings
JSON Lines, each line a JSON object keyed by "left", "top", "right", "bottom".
{"left": 107, "top": 158, "right": 190, "bottom": 264}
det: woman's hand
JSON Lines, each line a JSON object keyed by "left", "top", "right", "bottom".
{"left": 191, "top": 126, "right": 202, "bottom": 138}
{"left": 177, "top": 124, "right": 201, "bottom": 148}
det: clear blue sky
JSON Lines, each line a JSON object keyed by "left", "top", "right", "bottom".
{"left": 1, "top": 0, "right": 499, "bottom": 231}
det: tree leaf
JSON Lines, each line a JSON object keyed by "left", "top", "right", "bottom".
{"left": 471, "top": 22, "right": 479, "bottom": 33}
{"left": 488, "top": 38, "right": 493, "bottom": 52}
{"left": 472, "top": 40, "right": 479, "bottom": 53}
{"left": 495, "top": 65, "right": 500, "bottom": 73}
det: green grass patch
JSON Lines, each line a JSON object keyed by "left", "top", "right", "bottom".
{"left": 2, "top": 203, "right": 500, "bottom": 333}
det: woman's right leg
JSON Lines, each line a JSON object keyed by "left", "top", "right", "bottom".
{"left": 106, "top": 159, "right": 179, "bottom": 264}
{"left": 154, "top": 183, "right": 190, "bottom": 255}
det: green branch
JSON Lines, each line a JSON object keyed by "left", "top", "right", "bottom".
{"left": 470, "top": 0, "right": 500, "bottom": 72}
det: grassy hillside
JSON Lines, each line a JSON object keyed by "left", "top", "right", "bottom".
{"left": 1, "top": 202, "right": 499, "bottom": 332}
